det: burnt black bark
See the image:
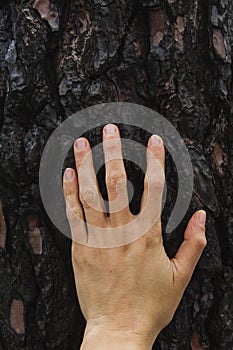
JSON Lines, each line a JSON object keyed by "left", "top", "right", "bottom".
{"left": 0, "top": 0, "right": 232, "bottom": 349}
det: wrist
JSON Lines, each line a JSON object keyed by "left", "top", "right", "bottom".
{"left": 81, "top": 322, "right": 155, "bottom": 350}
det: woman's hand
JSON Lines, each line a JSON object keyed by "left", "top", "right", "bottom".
{"left": 63, "top": 124, "right": 207, "bottom": 350}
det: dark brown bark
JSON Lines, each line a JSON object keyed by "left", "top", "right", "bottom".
{"left": 0, "top": 0, "right": 232, "bottom": 349}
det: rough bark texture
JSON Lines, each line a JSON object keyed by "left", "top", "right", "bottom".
{"left": 0, "top": 0, "right": 233, "bottom": 349}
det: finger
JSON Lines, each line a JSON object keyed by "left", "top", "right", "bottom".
{"left": 74, "top": 138, "right": 106, "bottom": 228}
{"left": 171, "top": 210, "right": 207, "bottom": 289}
{"left": 103, "top": 124, "right": 131, "bottom": 226}
{"left": 140, "top": 135, "right": 165, "bottom": 223}
{"left": 63, "top": 168, "right": 87, "bottom": 243}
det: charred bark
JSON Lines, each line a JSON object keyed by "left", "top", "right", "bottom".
{"left": 0, "top": 0, "right": 232, "bottom": 349}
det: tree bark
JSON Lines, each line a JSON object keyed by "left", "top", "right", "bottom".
{"left": 0, "top": 0, "right": 232, "bottom": 349}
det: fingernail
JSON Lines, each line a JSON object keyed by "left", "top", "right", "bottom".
{"left": 75, "top": 138, "right": 86, "bottom": 150}
{"left": 150, "top": 135, "right": 162, "bottom": 146}
{"left": 65, "top": 168, "right": 73, "bottom": 181}
{"left": 198, "top": 211, "right": 206, "bottom": 226}
{"left": 105, "top": 124, "right": 116, "bottom": 135}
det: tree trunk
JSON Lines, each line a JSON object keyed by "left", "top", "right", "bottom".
{"left": 0, "top": 0, "right": 232, "bottom": 349}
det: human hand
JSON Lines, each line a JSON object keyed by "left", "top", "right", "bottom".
{"left": 63, "top": 124, "right": 207, "bottom": 350}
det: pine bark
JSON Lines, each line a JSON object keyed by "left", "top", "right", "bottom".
{"left": 0, "top": 0, "right": 232, "bottom": 349}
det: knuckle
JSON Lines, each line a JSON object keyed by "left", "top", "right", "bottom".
{"left": 75, "top": 159, "right": 82, "bottom": 169}
{"left": 79, "top": 188, "right": 97, "bottom": 208}
{"left": 64, "top": 186, "right": 75, "bottom": 197}
{"left": 104, "top": 139, "right": 119, "bottom": 153}
{"left": 66, "top": 206, "right": 80, "bottom": 221}
{"left": 106, "top": 171, "right": 127, "bottom": 189}
{"left": 194, "top": 236, "right": 207, "bottom": 251}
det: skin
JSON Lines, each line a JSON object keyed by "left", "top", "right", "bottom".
{"left": 63, "top": 124, "right": 207, "bottom": 350}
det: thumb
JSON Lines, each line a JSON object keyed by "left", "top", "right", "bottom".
{"left": 171, "top": 210, "right": 207, "bottom": 289}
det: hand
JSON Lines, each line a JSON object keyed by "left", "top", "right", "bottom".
{"left": 63, "top": 124, "right": 207, "bottom": 350}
